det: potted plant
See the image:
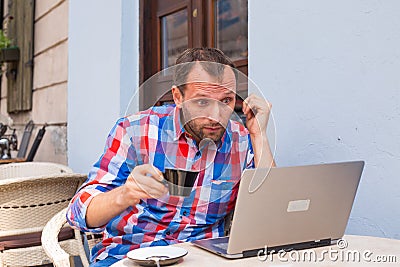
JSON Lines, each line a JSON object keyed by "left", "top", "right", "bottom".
{"left": 0, "top": 29, "right": 19, "bottom": 63}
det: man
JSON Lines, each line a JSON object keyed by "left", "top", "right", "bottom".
{"left": 67, "top": 48, "right": 275, "bottom": 266}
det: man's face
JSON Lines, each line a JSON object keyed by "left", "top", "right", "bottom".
{"left": 176, "top": 63, "right": 237, "bottom": 143}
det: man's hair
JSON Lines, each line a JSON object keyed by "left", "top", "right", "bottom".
{"left": 173, "top": 48, "right": 237, "bottom": 94}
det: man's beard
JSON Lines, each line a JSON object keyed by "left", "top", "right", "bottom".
{"left": 185, "top": 119, "right": 226, "bottom": 142}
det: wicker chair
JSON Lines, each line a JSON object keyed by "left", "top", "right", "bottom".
{"left": 42, "top": 208, "right": 103, "bottom": 267}
{"left": 0, "top": 162, "right": 88, "bottom": 266}
{"left": 0, "top": 162, "right": 73, "bottom": 178}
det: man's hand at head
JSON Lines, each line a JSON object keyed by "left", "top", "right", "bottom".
{"left": 242, "top": 93, "right": 272, "bottom": 137}
{"left": 242, "top": 94, "right": 276, "bottom": 168}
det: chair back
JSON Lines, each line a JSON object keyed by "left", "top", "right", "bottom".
{"left": 0, "top": 162, "right": 86, "bottom": 237}
{"left": 0, "top": 162, "right": 73, "bottom": 179}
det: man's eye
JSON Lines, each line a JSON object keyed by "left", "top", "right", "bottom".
{"left": 197, "top": 99, "right": 209, "bottom": 106}
{"left": 221, "top": 98, "right": 232, "bottom": 104}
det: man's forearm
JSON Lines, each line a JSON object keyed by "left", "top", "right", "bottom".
{"left": 250, "top": 134, "right": 276, "bottom": 168}
{"left": 86, "top": 186, "right": 134, "bottom": 228}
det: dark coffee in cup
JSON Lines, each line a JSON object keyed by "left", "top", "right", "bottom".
{"left": 163, "top": 169, "right": 199, "bottom": 197}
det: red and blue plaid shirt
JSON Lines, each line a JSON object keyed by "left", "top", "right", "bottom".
{"left": 67, "top": 105, "right": 254, "bottom": 261}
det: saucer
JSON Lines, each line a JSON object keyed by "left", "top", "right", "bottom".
{"left": 127, "top": 246, "right": 188, "bottom": 266}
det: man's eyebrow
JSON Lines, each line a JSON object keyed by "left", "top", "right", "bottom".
{"left": 191, "top": 90, "right": 235, "bottom": 98}
{"left": 192, "top": 93, "right": 210, "bottom": 98}
{"left": 224, "top": 91, "right": 235, "bottom": 95}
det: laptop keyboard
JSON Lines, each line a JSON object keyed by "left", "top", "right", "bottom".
{"left": 213, "top": 242, "right": 228, "bottom": 250}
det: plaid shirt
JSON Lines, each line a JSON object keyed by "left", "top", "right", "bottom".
{"left": 67, "top": 105, "right": 254, "bottom": 262}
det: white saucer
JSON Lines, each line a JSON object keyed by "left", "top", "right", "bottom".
{"left": 127, "top": 246, "right": 188, "bottom": 266}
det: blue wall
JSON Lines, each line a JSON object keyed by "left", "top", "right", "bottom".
{"left": 68, "top": 0, "right": 139, "bottom": 174}
{"left": 249, "top": 0, "right": 400, "bottom": 239}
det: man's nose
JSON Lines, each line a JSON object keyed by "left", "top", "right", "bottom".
{"left": 205, "top": 101, "right": 221, "bottom": 121}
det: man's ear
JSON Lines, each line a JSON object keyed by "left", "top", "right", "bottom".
{"left": 172, "top": 86, "right": 183, "bottom": 108}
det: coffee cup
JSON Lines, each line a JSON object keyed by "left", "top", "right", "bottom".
{"left": 162, "top": 168, "right": 199, "bottom": 197}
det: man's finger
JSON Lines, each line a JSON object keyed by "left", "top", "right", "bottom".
{"left": 138, "top": 164, "right": 164, "bottom": 182}
{"left": 134, "top": 172, "right": 166, "bottom": 191}
{"left": 130, "top": 173, "right": 167, "bottom": 198}
{"left": 246, "top": 97, "right": 271, "bottom": 114}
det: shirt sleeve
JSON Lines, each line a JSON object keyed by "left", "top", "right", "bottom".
{"left": 66, "top": 117, "right": 137, "bottom": 232}
{"left": 245, "top": 134, "right": 255, "bottom": 169}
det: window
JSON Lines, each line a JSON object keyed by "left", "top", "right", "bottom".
{"left": 0, "top": 0, "right": 34, "bottom": 113}
{"left": 139, "top": 0, "right": 248, "bottom": 110}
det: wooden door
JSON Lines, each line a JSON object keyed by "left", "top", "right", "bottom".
{"left": 140, "top": 0, "right": 248, "bottom": 110}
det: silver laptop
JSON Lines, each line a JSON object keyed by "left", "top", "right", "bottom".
{"left": 193, "top": 161, "right": 365, "bottom": 258}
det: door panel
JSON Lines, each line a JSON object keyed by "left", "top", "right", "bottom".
{"left": 215, "top": 0, "right": 248, "bottom": 61}
{"left": 161, "top": 9, "right": 189, "bottom": 69}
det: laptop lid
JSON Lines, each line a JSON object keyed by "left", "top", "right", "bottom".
{"left": 226, "top": 161, "right": 365, "bottom": 255}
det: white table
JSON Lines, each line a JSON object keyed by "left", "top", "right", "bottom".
{"left": 110, "top": 235, "right": 400, "bottom": 266}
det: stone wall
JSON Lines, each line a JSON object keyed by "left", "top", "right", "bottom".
{"left": 0, "top": 0, "right": 68, "bottom": 164}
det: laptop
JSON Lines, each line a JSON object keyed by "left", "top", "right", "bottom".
{"left": 193, "top": 161, "right": 365, "bottom": 258}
